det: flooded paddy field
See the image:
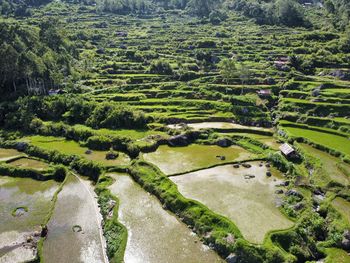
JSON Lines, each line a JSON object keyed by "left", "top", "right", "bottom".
{"left": 167, "top": 122, "right": 271, "bottom": 132}
{"left": 143, "top": 144, "right": 254, "bottom": 175}
{"left": 0, "top": 176, "right": 59, "bottom": 262}
{"left": 43, "top": 174, "right": 107, "bottom": 263}
{"left": 22, "top": 135, "right": 130, "bottom": 166}
{"left": 299, "top": 144, "right": 350, "bottom": 186}
{"left": 7, "top": 157, "right": 49, "bottom": 171}
{"left": 0, "top": 148, "right": 22, "bottom": 162}
{"left": 170, "top": 162, "right": 294, "bottom": 243}
{"left": 108, "top": 173, "right": 223, "bottom": 263}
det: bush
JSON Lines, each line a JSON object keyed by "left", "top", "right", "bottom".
{"left": 149, "top": 60, "right": 173, "bottom": 75}
{"left": 87, "top": 135, "right": 112, "bottom": 150}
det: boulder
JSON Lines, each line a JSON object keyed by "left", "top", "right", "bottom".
{"left": 85, "top": 149, "right": 92, "bottom": 155}
{"left": 233, "top": 164, "right": 240, "bottom": 168}
{"left": 341, "top": 238, "right": 350, "bottom": 251}
{"left": 216, "top": 155, "right": 226, "bottom": 161}
{"left": 226, "top": 253, "right": 238, "bottom": 263}
{"left": 275, "top": 189, "right": 284, "bottom": 194}
{"left": 293, "top": 202, "right": 305, "bottom": 211}
{"left": 41, "top": 225, "right": 48, "bottom": 237}
{"left": 285, "top": 189, "right": 303, "bottom": 198}
{"left": 16, "top": 142, "right": 28, "bottom": 152}
{"left": 242, "top": 163, "right": 251, "bottom": 168}
{"left": 106, "top": 151, "right": 119, "bottom": 160}
{"left": 168, "top": 135, "right": 189, "bottom": 147}
{"left": 217, "top": 138, "right": 231, "bottom": 147}
{"left": 266, "top": 171, "right": 272, "bottom": 177}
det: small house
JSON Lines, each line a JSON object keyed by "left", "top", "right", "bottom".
{"left": 279, "top": 143, "right": 296, "bottom": 158}
{"left": 48, "top": 89, "right": 65, "bottom": 96}
{"left": 257, "top": 89, "right": 272, "bottom": 97}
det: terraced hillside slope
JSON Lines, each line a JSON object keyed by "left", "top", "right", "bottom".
{"left": 0, "top": 1, "right": 350, "bottom": 262}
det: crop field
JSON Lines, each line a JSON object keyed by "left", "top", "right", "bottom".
{"left": 1, "top": 0, "right": 350, "bottom": 262}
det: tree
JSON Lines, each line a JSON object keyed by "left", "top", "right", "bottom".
{"left": 218, "top": 58, "right": 237, "bottom": 84}
{"left": 237, "top": 62, "right": 251, "bottom": 95}
{"left": 275, "top": 0, "right": 306, "bottom": 27}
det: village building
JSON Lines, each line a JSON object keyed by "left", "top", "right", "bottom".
{"left": 279, "top": 143, "right": 296, "bottom": 158}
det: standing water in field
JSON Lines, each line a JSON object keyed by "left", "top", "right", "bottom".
{"left": 43, "top": 174, "right": 107, "bottom": 263}
{"left": 170, "top": 162, "right": 294, "bottom": 243}
{"left": 108, "top": 173, "right": 223, "bottom": 263}
{"left": 143, "top": 144, "right": 253, "bottom": 175}
{"left": 0, "top": 176, "right": 58, "bottom": 262}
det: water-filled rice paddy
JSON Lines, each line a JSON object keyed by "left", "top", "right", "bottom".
{"left": 143, "top": 144, "right": 254, "bottom": 175}
{"left": 170, "top": 162, "right": 294, "bottom": 243}
{"left": 299, "top": 144, "right": 350, "bottom": 185}
{"left": 167, "top": 122, "right": 271, "bottom": 132}
{"left": 8, "top": 157, "right": 49, "bottom": 171}
{"left": 43, "top": 174, "right": 107, "bottom": 263}
{"left": 0, "top": 148, "right": 22, "bottom": 161}
{"left": 108, "top": 173, "right": 222, "bottom": 263}
{"left": 22, "top": 135, "right": 130, "bottom": 166}
{"left": 0, "top": 176, "right": 58, "bottom": 262}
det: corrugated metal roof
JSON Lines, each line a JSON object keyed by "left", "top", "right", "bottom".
{"left": 279, "top": 143, "right": 295, "bottom": 155}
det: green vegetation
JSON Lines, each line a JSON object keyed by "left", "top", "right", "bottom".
{"left": 0, "top": 0, "right": 350, "bottom": 262}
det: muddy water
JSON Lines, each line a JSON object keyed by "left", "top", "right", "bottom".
{"left": 170, "top": 162, "right": 293, "bottom": 244}
{"left": 23, "top": 135, "right": 130, "bottom": 166}
{"left": 0, "top": 148, "right": 22, "bottom": 161}
{"left": 143, "top": 144, "right": 253, "bottom": 175}
{"left": 108, "top": 173, "right": 223, "bottom": 263}
{"left": 8, "top": 158, "right": 49, "bottom": 171}
{"left": 43, "top": 174, "right": 107, "bottom": 263}
{"left": 0, "top": 176, "right": 58, "bottom": 262}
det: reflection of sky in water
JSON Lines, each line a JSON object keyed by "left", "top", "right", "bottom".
{"left": 43, "top": 175, "right": 106, "bottom": 263}
{"left": 109, "top": 174, "right": 222, "bottom": 263}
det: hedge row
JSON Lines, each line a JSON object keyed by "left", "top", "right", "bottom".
{"left": 0, "top": 161, "right": 66, "bottom": 181}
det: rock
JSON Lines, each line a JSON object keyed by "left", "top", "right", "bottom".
{"left": 344, "top": 230, "right": 350, "bottom": 240}
{"left": 106, "top": 151, "right": 119, "bottom": 160}
{"left": 242, "top": 163, "right": 251, "bottom": 168}
{"left": 285, "top": 189, "right": 303, "bottom": 198}
{"left": 280, "top": 181, "right": 289, "bottom": 187}
{"left": 265, "top": 163, "right": 271, "bottom": 168}
{"left": 244, "top": 174, "right": 255, "bottom": 179}
{"left": 41, "top": 225, "right": 48, "bottom": 237}
{"left": 26, "top": 236, "right": 33, "bottom": 243}
{"left": 15, "top": 142, "right": 28, "bottom": 151}
{"left": 85, "top": 149, "right": 92, "bottom": 155}
{"left": 341, "top": 238, "right": 350, "bottom": 251}
{"left": 275, "top": 189, "right": 284, "bottom": 194}
{"left": 293, "top": 202, "right": 305, "bottom": 211}
{"left": 216, "top": 155, "right": 226, "bottom": 161}
{"left": 33, "top": 231, "right": 41, "bottom": 237}
{"left": 226, "top": 253, "right": 238, "bottom": 263}
{"left": 223, "top": 233, "right": 235, "bottom": 244}
{"left": 217, "top": 138, "right": 231, "bottom": 147}
{"left": 266, "top": 171, "right": 272, "bottom": 177}
{"left": 233, "top": 164, "right": 240, "bottom": 168}
{"left": 168, "top": 134, "right": 189, "bottom": 147}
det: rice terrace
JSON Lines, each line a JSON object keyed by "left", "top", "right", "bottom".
{"left": 0, "top": 0, "right": 349, "bottom": 262}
